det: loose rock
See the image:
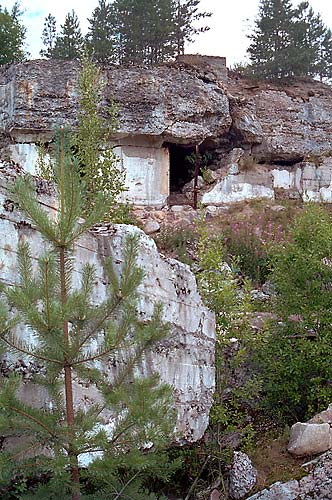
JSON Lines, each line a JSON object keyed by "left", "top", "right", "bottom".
{"left": 143, "top": 220, "right": 160, "bottom": 234}
{"left": 228, "top": 451, "right": 257, "bottom": 499}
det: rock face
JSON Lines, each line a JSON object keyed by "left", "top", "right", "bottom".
{"left": 247, "top": 451, "right": 332, "bottom": 500}
{"left": 0, "top": 59, "right": 231, "bottom": 144}
{"left": 2, "top": 59, "right": 332, "bottom": 205}
{"left": 0, "top": 163, "right": 215, "bottom": 444}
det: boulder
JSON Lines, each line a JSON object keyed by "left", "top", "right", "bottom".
{"left": 288, "top": 422, "right": 332, "bottom": 456}
{"left": 143, "top": 220, "right": 160, "bottom": 234}
{"left": 309, "top": 404, "right": 332, "bottom": 424}
{"left": 288, "top": 404, "right": 332, "bottom": 457}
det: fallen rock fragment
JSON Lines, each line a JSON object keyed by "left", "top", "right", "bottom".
{"left": 288, "top": 405, "right": 332, "bottom": 457}
{"left": 228, "top": 451, "right": 257, "bottom": 499}
{"left": 143, "top": 220, "right": 160, "bottom": 234}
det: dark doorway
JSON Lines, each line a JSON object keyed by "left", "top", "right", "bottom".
{"left": 167, "top": 143, "right": 196, "bottom": 196}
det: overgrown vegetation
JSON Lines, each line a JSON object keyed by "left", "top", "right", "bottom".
{"left": 153, "top": 203, "right": 332, "bottom": 495}
{"left": 222, "top": 213, "right": 286, "bottom": 284}
{"left": 257, "top": 205, "right": 332, "bottom": 423}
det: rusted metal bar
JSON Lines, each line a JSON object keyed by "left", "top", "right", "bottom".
{"left": 193, "top": 144, "right": 200, "bottom": 210}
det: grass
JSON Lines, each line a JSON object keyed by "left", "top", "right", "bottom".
{"left": 250, "top": 430, "right": 306, "bottom": 491}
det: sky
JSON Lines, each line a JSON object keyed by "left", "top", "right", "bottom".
{"left": 3, "top": 0, "right": 332, "bottom": 65}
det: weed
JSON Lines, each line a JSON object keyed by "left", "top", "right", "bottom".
{"left": 154, "top": 227, "right": 196, "bottom": 265}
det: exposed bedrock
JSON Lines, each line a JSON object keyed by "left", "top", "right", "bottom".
{"left": 0, "top": 59, "right": 231, "bottom": 144}
{"left": 2, "top": 59, "right": 332, "bottom": 205}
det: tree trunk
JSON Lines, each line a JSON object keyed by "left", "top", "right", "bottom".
{"left": 60, "top": 247, "right": 80, "bottom": 500}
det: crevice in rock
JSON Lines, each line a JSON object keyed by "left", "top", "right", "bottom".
{"left": 256, "top": 156, "right": 304, "bottom": 167}
{"left": 271, "top": 157, "right": 304, "bottom": 167}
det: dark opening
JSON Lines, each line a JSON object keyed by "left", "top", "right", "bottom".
{"left": 257, "top": 156, "right": 304, "bottom": 166}
{"left": 166, "top": 143, "right": 196, "bottom": 194}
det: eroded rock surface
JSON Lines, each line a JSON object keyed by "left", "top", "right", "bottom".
{"left": 0, "top": 59, "right": 231, "bottom": 144}
{"left": 2, "top": 59, "right": 332, "bottom": 205}
{"left": 228, "top": 451, "right": 257, "bottom": 499}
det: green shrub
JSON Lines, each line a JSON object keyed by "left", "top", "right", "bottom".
{"left": 196, "top": 214, "right": 259, "bottom": 451}
{"left": 154, "top": 227, "right": 195, "bottom": 266}
{"left": 257, "top": 205, "right": 332, "bottom": 422}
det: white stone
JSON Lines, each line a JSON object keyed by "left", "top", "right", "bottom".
{"left": 287, "top": 422, "right": 332, "bottom": 456}
{"left": 143, "top": 220, "right": 160, "bottom": 234}
{"left": 170, "top": 205, "right": 194, "bottom": 213}
{"left": 228, "top": 163, "right": 239, "bottom": 175}
{"left": 246, "top": 481, "right": 300, "bottom": 500}
{"left": 7, "top": 143, "right": 49, "bottom": 175}
{"left": 114, "top": 141, "right": 169, "bottom": 208}
{"left": 272, "top": 169, "right": 294, "bottom": 190}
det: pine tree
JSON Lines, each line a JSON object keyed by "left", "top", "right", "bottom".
{"left": 108, "top": 0, "right": 210, "bottom": 65}
{"left": 291, "top": 2, "right": 326, "bottom": 77}
{"left": 174, "top": 0, "right": 211, "bottom": 56}
{"left": 317, "top": 28, "right": 332, "bottom": 81}
{"left": 0, "top": 129, "right": 174, "bottom": 499}
{"left": 0, "top": 2, "right": 26, "bottom": 65}
{"left": 111, "top": 0, "right": 154, "bottom": 65}
{"left": 53, "top": 10, "right": 84, "bottom": 60}
{"left": 86, "top": 0, "right": 116, "bottom": 64}
{"left": 247, "top": 0, "right": 296, "bottom": 80}
{"left": 248, "top": 0, "right": 332, "bottom": 81}
{"left": 40, "top": 13, "right": 57, "bottom": 59}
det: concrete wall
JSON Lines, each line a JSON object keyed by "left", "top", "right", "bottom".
{"left": 3, "top": 139, "right": 170, "bottom": 208}
{"left": 115, "top": 139, "right": 169, "bottom": 207}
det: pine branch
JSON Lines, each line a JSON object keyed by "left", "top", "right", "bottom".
{"left": 74, "top": 296, "right": 122, "bottom": 354}
{"left": 113, "top": 471, "right": 140, "bottom": 500}
{"left": 9, "top": 406, "right": 56, "bottom": 438}
{"left": 0, "top": 333, "right": 63, "bottom": 365}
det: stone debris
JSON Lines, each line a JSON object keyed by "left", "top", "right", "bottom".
{"left": 228, "top": 451, "right": 257, "bottom": 499}
{"left": 247, "top": 451, "right": 332, "bottom": 500}
{"left": 143, "top": 220, "right": 160, "bottom": 234}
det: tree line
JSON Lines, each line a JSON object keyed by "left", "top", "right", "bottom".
{"left": 247, "top": 0, "right": 332, "bottom": 81}
{"left": 0, "top": 0, "right": 210, "bottom": 67}
{"left": 2, "top": 0, "right": 332, "bottom": 81}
